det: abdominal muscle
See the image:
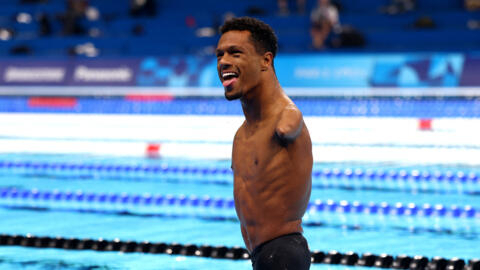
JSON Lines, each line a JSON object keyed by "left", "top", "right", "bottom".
{"left": 233, "top": 161, "right": 310, "bottom": 252}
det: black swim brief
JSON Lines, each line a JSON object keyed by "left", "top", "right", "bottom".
{"left": 250, "top": 233, "right": 311, "bottom": 270}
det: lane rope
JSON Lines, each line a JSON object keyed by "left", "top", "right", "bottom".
{"left": 0, "top": 188, "right": 478, "bottom": 219}
{"left": 0, "top": 161, "right": 478, "bottom": 184}
{"left": 0, "top": 234, "right": 478, "bottom": 269}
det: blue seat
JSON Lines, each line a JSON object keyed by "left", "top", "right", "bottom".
{"left": 364, "top": 29, "right": 480, "bottom": 51}
{"left": 416, "top": 0, "right": 463, "bottom": 11}
{"left": 339, "top": 0, "right": 388, "bottom": 13}
{"left": 0, "top": 0, "right": 478, "bottom": 57}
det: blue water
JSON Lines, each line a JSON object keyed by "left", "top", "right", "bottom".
{"left": 0, "top": 154, "right": 479, "bottom": 269}
{"left": 0, "top": 246, "right": 255, "bottom": 270}
{"left": 0, "top": 246, "right": 375, "bottom": 270}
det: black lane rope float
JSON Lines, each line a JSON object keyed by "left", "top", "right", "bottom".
{"left": 0, "top": 234, "right": 478, "bottom": 270}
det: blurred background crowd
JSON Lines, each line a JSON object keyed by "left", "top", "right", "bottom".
{"left": 0, "top": 0, "right": 478, "bottom": 58}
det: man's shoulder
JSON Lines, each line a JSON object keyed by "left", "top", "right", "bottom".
{"left": 234, "top": 121, "right": 247, "bottom": 138}
{"left": 279, "top": 102, "right": 302, "bottom": 118}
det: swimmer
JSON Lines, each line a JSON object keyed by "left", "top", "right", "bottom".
{"left": 216, "top": 17, "right": 313, "bottom": 270}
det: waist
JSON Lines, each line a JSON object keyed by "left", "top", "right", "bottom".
{"left": 251, "top": 232, "right": 303, "bottom": 257}
{"left": 243, "top": 219, "right": 303, "bottom": 251}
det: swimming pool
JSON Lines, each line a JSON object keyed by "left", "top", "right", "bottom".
{"left": 0, "top": 96, "right": 479, "bottom": 269}
{"left": 0, "top": 152, "right": 479, "bottom": 269}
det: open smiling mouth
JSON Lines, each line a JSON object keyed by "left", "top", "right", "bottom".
{"left": 222, "top": 72, "right": 239, "bottom": 89}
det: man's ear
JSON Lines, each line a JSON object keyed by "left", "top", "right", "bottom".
{"left": 261, "top": 52, "right": 273, "bottom": 71}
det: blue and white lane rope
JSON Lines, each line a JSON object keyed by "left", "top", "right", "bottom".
{"left": 0, "top": 188, "right": 478, "bottom": 219}
{"left": 0, "top": 160, "right": 478, "bottom": 184}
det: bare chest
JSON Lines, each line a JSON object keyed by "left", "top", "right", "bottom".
{"left": 232, "top": 125, "right": 281, "bottom": 180}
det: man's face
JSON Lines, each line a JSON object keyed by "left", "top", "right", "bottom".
{"left": 216, "top": 30, "right": 263, "bottom": 101}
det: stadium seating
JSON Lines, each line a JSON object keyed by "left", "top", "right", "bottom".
{"left": 0, "top": 0, "right": 478, "bottom": 57}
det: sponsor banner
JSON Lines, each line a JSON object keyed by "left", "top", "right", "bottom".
{"left": 0, "top": 61, "right": 68, "bottom": 85}
{"left": 0, "top": 53, "right": 478, "bottom": 88}
{"left": 0, "top": 59, "right": 139, "bottom": 86}
{"left": 70, "top": 59, "right": 139, "bottom": 86}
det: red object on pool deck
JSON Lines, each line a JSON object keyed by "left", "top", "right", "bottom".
{"left": 146, "top": 143, "right": 161, "bottom": 158}
{"left": 125, "top": 94, "right": 174, "bottom": 102}
{"left": 28, "top": 97, "right": 78, "bottom": 108}
{"left": 418, "top": 119, "right": 433, "bottom": 131}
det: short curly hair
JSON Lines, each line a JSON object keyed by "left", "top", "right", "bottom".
{"left": 220, "top": 17, "right": 278, "bottom": 59}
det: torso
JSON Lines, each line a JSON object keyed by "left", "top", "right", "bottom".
{"left": 231, "top": 107, "right": 313, "bottom": 252}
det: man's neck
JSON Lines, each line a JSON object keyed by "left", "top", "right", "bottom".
{"left": 240, "top": 79, "right": 283, "bottom": 125}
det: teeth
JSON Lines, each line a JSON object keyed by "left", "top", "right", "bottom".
{"left": 222, "top": 72, "right": 237, "bottom": 79}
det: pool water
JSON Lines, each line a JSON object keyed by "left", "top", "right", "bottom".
{"left": 0, "top": 153, "right": 479, "bottom": 269}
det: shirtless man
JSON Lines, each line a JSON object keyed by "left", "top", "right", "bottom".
{"left": 216, "top": 17, "right": 313, "bottom": 270}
